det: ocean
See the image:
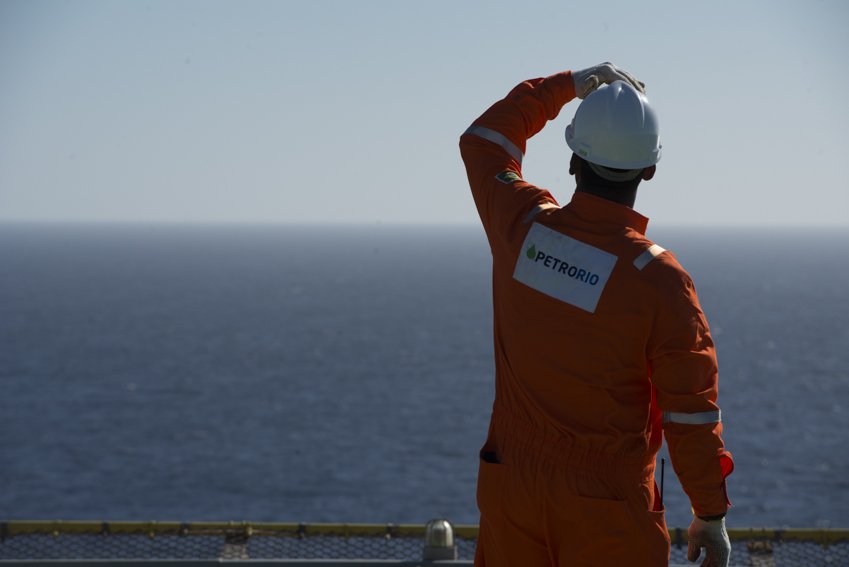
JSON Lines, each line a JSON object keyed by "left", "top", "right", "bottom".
{"left": 1, "top": 223, "right": 848, "bottom": 530}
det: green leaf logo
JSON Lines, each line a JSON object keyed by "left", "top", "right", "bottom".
{"left": 526, "top": 244, "right": 537, "bottom": 259}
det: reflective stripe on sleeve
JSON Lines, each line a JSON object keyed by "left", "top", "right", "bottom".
{"left": 464, "top": 125, "right": 524, "bottom": 165}
{"left": 523, "top": 203, "right": 559, "bottom": 224}
{"left": 662, "top": 410, "right": 721, "bottom": 425}
{"left": 634, "top": 244, "right": 666, "bottom": 270}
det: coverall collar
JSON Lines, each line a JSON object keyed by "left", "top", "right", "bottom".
{"left": 566, "top": 191, "right": 649, "bottom": 234}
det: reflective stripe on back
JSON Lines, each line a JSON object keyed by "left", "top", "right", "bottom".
{"left": 662, "top": 410, "right": 721, "bottom": 425}
{"left": 523, "top": 203, "right": 560, "bottom": 224}
{"left": 634, "top": 244, "right": 666, "bottom": 270}
{"left": 464, "top": 125, "right": 524, "bottom": 165}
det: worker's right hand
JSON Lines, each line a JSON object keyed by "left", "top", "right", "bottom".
{"left": 572, "top": 62, "right": 645, "bottom": 99}
{"left": 687, "top": 516, "right": 731, "bottom": 567}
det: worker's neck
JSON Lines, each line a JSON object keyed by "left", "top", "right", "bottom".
{"left": 576, "top": 183, "right": 637, "bottom": 209}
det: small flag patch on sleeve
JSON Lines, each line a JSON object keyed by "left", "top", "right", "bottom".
{"left": 495, "top": 170, "right": 522, "bottom": 184}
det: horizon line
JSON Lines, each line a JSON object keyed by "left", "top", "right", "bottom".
{"left": 1, "top": 218, "right": 848, "bottom": 230}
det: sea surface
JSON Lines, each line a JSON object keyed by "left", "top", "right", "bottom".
{"left": 1, "top": 223, "right": 848, "bottom": 529}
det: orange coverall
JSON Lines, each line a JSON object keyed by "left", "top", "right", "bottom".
{"left": 460, "top": 71, "right": 734, "bottom": 566}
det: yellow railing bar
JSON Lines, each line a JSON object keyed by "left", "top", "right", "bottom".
{"left": 3, "top": 521, "right": 849, "bottom": 543}
{"left": 726, "top": 527, "right": 849, "bottom": 544}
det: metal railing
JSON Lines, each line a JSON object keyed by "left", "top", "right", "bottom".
{"left": 2, "top": 520, "right": 848, "bottom": 566}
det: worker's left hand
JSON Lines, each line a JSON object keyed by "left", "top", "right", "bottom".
{"left": 687, "top": 516, "right": 731, "bottom": 567}
{"left": 572, "top": 62, "right": 645, "bottom": 99}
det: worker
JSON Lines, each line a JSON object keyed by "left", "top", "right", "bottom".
{"left": 459, "top": 62, "right": 734, "bottom": 567}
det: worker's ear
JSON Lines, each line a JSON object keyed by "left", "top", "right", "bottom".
{"left": 569, "top": 153, "right": 580, "bottom": 176}
{"left": 642, "top": 165, "right": 656, "bottom": 181}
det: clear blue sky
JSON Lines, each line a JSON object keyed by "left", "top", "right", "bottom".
{"left": 2, "top": 0, "right": 847, "bottom": 226}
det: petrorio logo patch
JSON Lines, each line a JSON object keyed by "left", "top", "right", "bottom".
{"left": 514, "top": 224, "right": 618, "bottom": 313}
{"left": 495, "top": 170, "right": 522, "bottom": 184}
{"left": 524, "top": 243, "right": 603, "bottom": 286}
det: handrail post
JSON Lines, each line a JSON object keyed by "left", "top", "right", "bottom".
{"left": 423, "top": 518, "right": 458, "bottom": 561}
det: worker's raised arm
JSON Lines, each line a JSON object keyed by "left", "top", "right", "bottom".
{"left": 459, "top": 72, "right": 574, "bottom": 249}
{"left": 646, "top": 259, "right": 734, "bottom": 519}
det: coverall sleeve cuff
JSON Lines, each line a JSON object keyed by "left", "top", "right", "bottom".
{"left": 548, "top": 71, "right": 577, "bottom": 108}
{"left": 690, "top": 481, "right": 732, "bottom": 518}
{"left": 697, "top": 512, "right": 727, "bottom": 522}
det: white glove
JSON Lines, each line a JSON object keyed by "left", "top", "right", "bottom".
{"left": 571, "top": 62, "right": 646, "bottom": 99}
{"left": 687, "top": 516, "right": 731, "bottom": 567}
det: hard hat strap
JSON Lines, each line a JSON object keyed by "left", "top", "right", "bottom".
{"left": 588, "top": 161, "right": 642, "bottom": 182}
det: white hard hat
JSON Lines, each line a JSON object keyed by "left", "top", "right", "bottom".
{"left": 565, "top": 80, "right": 661, "bottom": 169}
